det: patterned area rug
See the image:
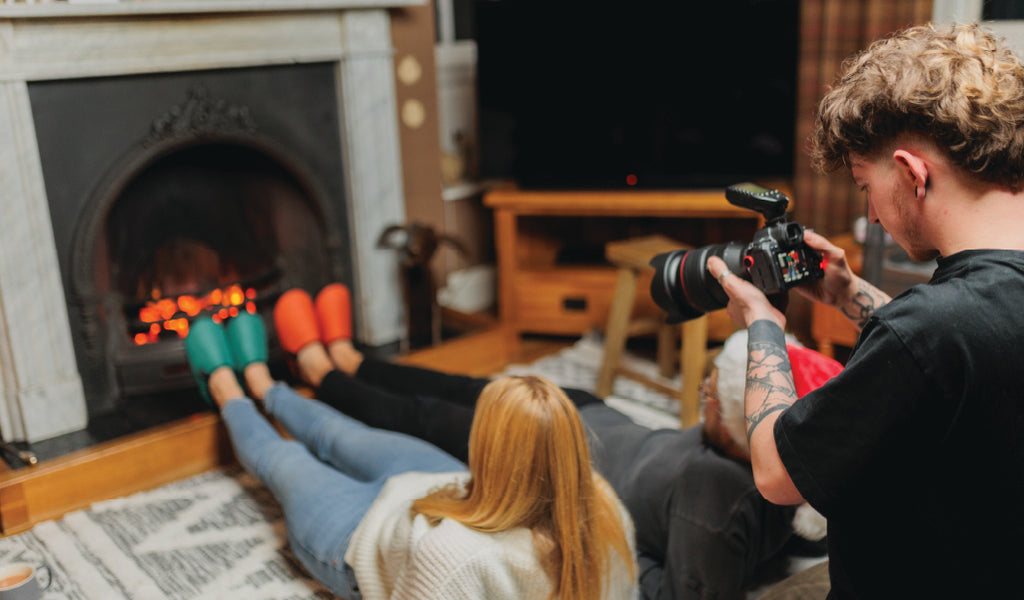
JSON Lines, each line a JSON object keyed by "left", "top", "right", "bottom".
{"left": 0, "top": 335, "right": 680, "bottom": 600}
{"left": 0, "top": 468, "right": 333, "bottom": 600}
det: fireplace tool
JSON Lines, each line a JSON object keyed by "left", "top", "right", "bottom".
{"left": 0, "top": 438, "right": 38, "bottom": 466}
{"left": 377, "top": 222, "right": 468, "bottom": 350}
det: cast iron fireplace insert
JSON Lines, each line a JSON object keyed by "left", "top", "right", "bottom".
{"left": 30, "top": 64, "right": 355, "bottom": 419}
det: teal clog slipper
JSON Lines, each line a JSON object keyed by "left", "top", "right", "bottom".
{"left": 226, "top": 311, "right": 268, "bottom": 374}
{"left": 184, "top": 316, "right": 234, "bottom": 407}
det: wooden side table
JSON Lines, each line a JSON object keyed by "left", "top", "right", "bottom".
{"left": 483, "top": 185, "right": 772, "bottom": 355}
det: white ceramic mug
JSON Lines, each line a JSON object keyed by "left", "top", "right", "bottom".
{"left": 0, "top": 562, "right": 51, "bottom": 600}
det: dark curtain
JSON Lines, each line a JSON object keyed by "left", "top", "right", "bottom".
{"left": 792, "top": 0, "right": 934, "bottom": 236}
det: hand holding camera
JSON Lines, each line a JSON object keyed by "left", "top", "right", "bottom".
{"left": 706, "top": 256, "right": 789, "bottom": 329}
{"left": 649, "top": 183, "right": 825, "bottom": 324}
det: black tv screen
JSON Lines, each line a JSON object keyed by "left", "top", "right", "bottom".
{"left": 474, "top": 1, "right": 800, "bottom": 190}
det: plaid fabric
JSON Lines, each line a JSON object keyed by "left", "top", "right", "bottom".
{"left": 793, "top": 0, "right": 934, "bottom": 235}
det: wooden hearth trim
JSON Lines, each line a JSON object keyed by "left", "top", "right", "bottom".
{"left": 0, "top": 413, "right": 233, "bottom": 536}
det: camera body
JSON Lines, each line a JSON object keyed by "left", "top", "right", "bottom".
{"left": 649, "top": 183, "right": 824, "bottom": 323}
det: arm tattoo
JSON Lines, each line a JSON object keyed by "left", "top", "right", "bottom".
{"left": 745, "top": 321, "right": 798, "bottom": 445}
{"left": 840, "top": 280, "right": 889, "bottom": 329}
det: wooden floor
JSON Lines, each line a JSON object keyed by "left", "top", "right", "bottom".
{"left": 0, "top": 325, "right": 572, "bottom": 537}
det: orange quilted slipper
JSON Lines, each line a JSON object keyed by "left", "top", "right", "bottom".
{"left": 273, "top": 289, "right": 321, "bottom": 354}
{"left": 314, "top": 283, "right": 352, "bottom": 344}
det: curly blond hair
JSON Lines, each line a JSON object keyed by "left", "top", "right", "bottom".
{"left": 811, "top": 23, "right": 1024, "bottom": 190}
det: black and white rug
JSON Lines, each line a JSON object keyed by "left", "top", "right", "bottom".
{"left": 0, "top": 466, "right": 334, "bottom": 600}
{"left": 0, "top": 335, "right": 681, "bottom": 600}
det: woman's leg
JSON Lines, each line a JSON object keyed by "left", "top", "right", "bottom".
{"left": 219, "top": 396, "right": 371, "bottom": 598}
{"left": 262, "top": 383, "right": 465, "bottom": 479}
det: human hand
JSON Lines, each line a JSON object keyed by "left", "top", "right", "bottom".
{"left": 706, "top": 256, "right": 786, "bottom": 330}
{"left": 798, "top": 230, "right": 891, "bottom": 328}
{"left": 794, "top": 230, "right": 859, "bottom": 307}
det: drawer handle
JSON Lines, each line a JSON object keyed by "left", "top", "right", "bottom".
{"left": 562, "top": 297, "right": 588, "bottom": 312}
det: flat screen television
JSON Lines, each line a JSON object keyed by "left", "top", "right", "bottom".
{"left": 474, "top": 0, "right": 800, "bottom": 190}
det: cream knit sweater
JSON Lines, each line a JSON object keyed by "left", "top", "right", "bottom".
{"left": 345, "top": 471, "right": 637, "bottom": 600}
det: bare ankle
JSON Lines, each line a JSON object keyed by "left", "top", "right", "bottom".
{"left": 243, "top": 362, "right": 275, "bottom": 401}
{"left": 296, "top": 343, "right": 334, "bottom": 387}
{"left": 327, "top": 340, "right": 363, "bottom": 375}
{"left": 208, "top": 366, "right": 244, "bottom": 409}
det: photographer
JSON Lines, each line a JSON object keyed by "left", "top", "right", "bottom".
{"left": 707, "top": 24, "right": 1024, "bottom": 598}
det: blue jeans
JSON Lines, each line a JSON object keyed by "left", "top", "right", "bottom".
{"left": 219, "top": 383, "right": 465, "bottom": 598}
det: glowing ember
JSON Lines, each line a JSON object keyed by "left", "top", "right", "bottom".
{"left": 133, "top": 284, "right": 257, "bottom": 345}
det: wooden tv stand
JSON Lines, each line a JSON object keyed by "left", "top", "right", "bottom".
{"left": 484, "top": 185, "right": 777, "bottom": 348}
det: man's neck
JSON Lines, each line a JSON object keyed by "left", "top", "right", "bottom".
{"left": 928, "top": 182, "right": 1024, "bottom": 255}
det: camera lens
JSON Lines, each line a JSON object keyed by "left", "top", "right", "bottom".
{"left": 648, "top": 242, "right": 747, "bottom": 323}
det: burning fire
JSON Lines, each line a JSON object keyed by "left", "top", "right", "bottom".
{"left": 133, "top": 284, "right": 257, "bottom": 345}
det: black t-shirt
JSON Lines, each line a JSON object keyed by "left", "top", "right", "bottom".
{"left": 775, "top": 250, "right": 1024, "bottom": 598}
{"left": 582, "top": 404, "right": 799, "bottom": 600}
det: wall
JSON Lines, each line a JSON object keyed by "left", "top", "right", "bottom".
{"left": 389, "top": 4, "right": 497, "bottom": 334}
{"left": 390, "top": 3, "right": 445, "bottom": 233}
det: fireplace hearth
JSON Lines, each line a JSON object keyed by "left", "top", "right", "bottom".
{"left": 0, "top": 1, "right": 420, "bottom": 444}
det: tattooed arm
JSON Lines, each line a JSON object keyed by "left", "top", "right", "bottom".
{"left": 705, "top": 257, "right": 803, "bottom": 503}
{"left": 744, "top": 320, "right": 804, "bottom": 505}
{"left": 798, "top": 231, "right": 892, "bottom": 329}
{"left": 836, "top": 279, "right": 890, "bottom": 329}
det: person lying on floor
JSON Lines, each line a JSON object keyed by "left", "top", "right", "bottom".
{"left": 183, "top": 311, "right": 638, "bottom": 600}
{"left": 272, "top": 284, "right": 844, "bottom": 600}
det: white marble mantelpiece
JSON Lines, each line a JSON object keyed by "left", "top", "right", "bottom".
{"left": 0, "top": 0, "right": 414, "bottom": 18}
{"left": 0, "top": 0, "right": 420, "bottom": 442}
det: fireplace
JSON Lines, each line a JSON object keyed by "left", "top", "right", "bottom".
{"left": 34, "top": 66, "right": 352, "bottom": 410}
{"left": 0, "top": 2, "right": 419, "bottom": 443}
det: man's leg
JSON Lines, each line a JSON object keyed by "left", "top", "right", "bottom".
{"left": 261, "top": 382, "right": 465, "bottom": 478}
{"left": 354, "top": 357, "right": 490, "bottom": 406}
{"left": 320, "top": 358, "right": 605, "bottom": 463}
{"left": 316, "top": 366, "right": 476, "bottom": 463}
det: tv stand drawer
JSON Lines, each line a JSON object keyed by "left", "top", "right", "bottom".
{"left": 510, "top": 268, "right": 661, "bottom": 335}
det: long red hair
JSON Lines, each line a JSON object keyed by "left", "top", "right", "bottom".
{"left": 412, "top": 375, "right": 635, "bottom": 599}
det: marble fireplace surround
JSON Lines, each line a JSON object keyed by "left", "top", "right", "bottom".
{"left": 0, "top": 0, "right": 420, "bottom": 443}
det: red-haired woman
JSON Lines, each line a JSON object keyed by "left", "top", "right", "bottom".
{"left": 274, "top": 284, "right": 844, "bottom": 600}
{"left": 184, "top": 310, "right": 636, "bottom": 600}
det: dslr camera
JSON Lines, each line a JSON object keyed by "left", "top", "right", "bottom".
{"left": 649, "top": 182, "right": 824, "bottom": 323}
